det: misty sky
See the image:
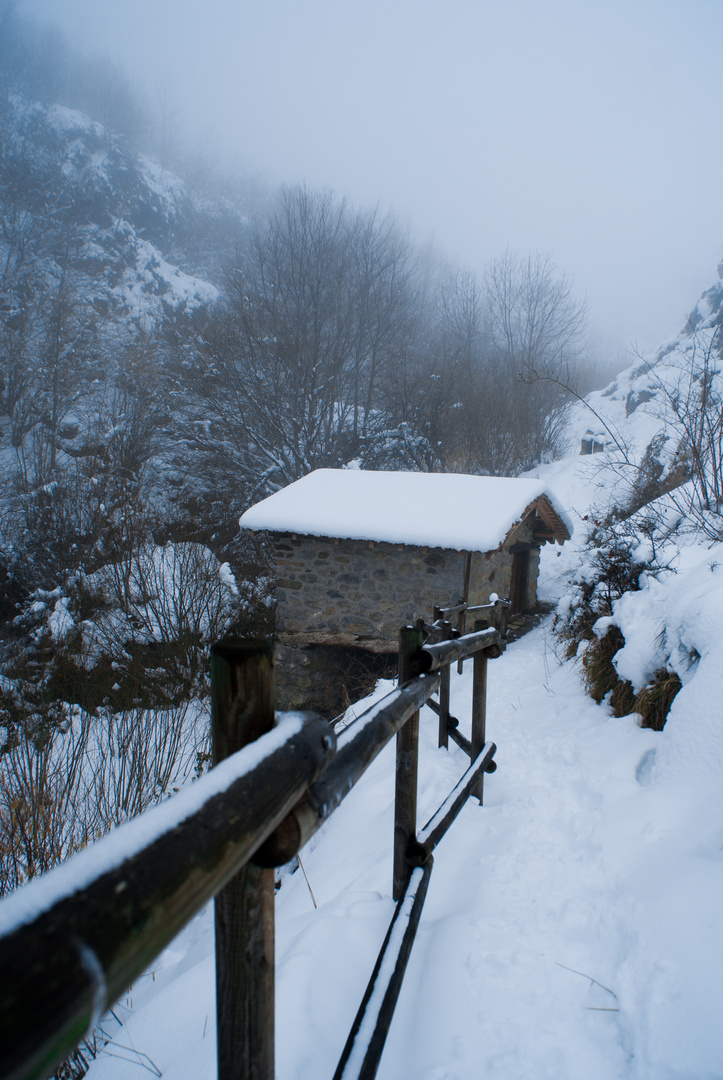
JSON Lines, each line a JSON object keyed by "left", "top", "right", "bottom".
{"left": 22, "top": 0, "right": 723, "bottom": 356}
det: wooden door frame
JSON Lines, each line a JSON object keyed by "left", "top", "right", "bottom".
{"left": 509, "top": 547, "right": 531, "bottom": 614}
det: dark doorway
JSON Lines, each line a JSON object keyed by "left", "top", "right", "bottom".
{"left": 510, "top": 549, "right": 530, "bottom": 614}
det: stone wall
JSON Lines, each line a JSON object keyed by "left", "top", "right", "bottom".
{"left": 272, "top": 515, "right": 540, "bottom": 653}
{"left": 274, "top": 642, "right": 397, "bottom": 716}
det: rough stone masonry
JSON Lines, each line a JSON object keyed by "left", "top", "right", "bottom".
{"left": 273, "top": 512, "right": 540, "bottom": 654}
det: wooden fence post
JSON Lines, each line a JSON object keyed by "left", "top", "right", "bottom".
{"left": 471, "top": 620, "right": 488, "bottom": 805}
{"left": 394, "top": 625, "right": 424, "bottom": 901}
{"left": 438, "top": 662, "right": 451, "bottom": 750}
{"left": 457, "top": 557, "right": 471, "bottom": 674}
{"left": 211, "top": 641, "right": 275, "bottom": 1080}
{"left": 438, "top": 621, "right": 453, "bottom": 750}
{"left": 494, "top": 597, "right": 510, "bottom": 639}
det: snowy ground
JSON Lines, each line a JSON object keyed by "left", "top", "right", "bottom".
{"left": 84, "top": 610, "right": 723, "bottom": 1080}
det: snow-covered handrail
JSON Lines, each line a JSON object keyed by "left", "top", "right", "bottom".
{"left": 0, "top": 627, "right": 504, "bottom": 1080}
{"left": 253, "top": 672, "right": 438, "bottom": 868}
{"left": 434, "top": 595, "right": 511, "bottom": 645}
{"left": 0, "top": 644, "right": 334, "bottom": 1080}
{"left": 331, "top": 621, "right": 500, "bottom": 1080}
{"left": 411, "top": 624, "right": 502, "bottom": 672}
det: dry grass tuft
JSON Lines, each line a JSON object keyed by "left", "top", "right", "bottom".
{"left": 634, "top": 669, "right": 682, "bottom": 731}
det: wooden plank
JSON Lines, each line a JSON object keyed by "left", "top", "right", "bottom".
{"left": 333, "top": 860, "right": 434, "bottom": 1080}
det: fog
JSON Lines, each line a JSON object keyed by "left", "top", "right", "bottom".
{"left": 22, "top": 0, "right": 723, "bottom": 354}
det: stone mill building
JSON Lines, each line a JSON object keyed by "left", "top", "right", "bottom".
{"left": 240, "top": 469, "right": 571, "bottom": 715}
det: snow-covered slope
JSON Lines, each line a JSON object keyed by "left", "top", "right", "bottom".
{"left": 1, "top": 93, "right": 221, "bottom": 328}
{"left": 80, "top": 621, "right": 723, "bottom": 1080}
{"left": 558, "top": 259, "right": 723, "bottom": 514}
{"left": 0, "top": 92, "right": 254, "bottom": 559}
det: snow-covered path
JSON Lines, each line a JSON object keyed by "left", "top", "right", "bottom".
{"left": 86, "top": 621, "right": 723, "bottom": 1080}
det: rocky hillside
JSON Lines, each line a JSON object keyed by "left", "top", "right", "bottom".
{"left": 0, "top": 91, "right": 227, "bottom": 322}
{"left": 531, "top": 260, "right": 723, "bottom": 738}
{"left": 0, "top": 89, "right": 254, "bottom": 582}
{"left": 571, "top": 260, "right": 723, "bottom": 518}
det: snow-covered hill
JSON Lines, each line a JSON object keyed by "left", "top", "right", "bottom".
{"left": 0, "top": 90, "right": 259, "bottom": 591}
{"left": 526, "top": 261, "right": 723, "bottom": 755}
{"left": 1, "top": 93, "right": 225, "bottom": 329}
{"left": 558, "top": 259, "right": 723, "bottom": 517}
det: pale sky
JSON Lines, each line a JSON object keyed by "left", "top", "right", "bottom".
{"left": 21, "top": 0, "right": 723, "bottom": 356}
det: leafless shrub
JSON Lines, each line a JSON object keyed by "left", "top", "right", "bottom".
{"left": 77, "top": 539, "right": 239, "bottom": 702}
{"left": 0, "top": 712, "right": 92, "bottom": 890}
{"left": 88, "top": 704, "right": 208, "bottom": 825}
{"left": 634, "top": 318, "right": 723, "bottom": 538}
{"left": 0, "top": 701, "right": 208, "bottom": 896}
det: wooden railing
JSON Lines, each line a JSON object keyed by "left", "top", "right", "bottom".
{"left": 0, "top": 621, "right": 506, "bottom": 1080}
{"left": 433, "top": 596, "right": 510, "bottom": 669}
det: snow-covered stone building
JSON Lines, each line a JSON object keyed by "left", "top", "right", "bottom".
{"left": 240, "top": 470, "right": 571, "bottom": 712}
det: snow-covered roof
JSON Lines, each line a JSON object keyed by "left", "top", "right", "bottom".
{"left": 239, "top": 470, "right": 572, "bottom": 551}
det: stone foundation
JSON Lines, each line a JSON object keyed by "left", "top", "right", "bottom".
{"left": 270, "top": 517, "right": 544, "bottom": 712}
{"left": 274, "top": 642, "right": 397, "bottom": 719}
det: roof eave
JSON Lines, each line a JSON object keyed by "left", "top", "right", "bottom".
{"left": 525, "top": 496, "right": 572, "bottom": 545}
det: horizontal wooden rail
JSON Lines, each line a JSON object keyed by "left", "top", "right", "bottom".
{"left": 0, "top": 712, "right": 335, "bottom": 1080}
{"left": 434, "top": 598, "right": 511, "bottom": 620}
{"left": 434, "top": 600, "right": 467, "bottom": 618}
{"left": 333, "top": 859, "right": 434, "bottom": 1080}
{"left": 468, "top": 602, "right": 503, "bottom": 617}
{"left": 1, "top": 617, "right": 507, "bottom": 1080}
{"left": 423, "top": 696, "right": 460, "bottom": 728}
{"left": 448, "top": 722, "right": 473, "bottom": 757}
{"left": 411, "top": 625, "right": 502, "bottom": 673}
{"left": 407, "top": 741, "right": 498, "bottom": 865}
{"left": 254, "top": 673, "right": 438, "bottom": 867}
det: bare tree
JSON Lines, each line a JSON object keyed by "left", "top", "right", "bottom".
{"left": 192, "top": 186, "right": 423, "bottom": 497}
{"left": 629, "top": 316, "right": 723, "bottom": 536}
{"left": 463, "top": 251, "right": 590, "bottom": 473}
{"left": 386, "top": 256, "right": 588, "bottom": 477}
{"left": 484, "top": 250, "right": 588, "bottom": 376}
